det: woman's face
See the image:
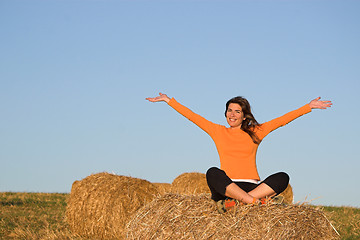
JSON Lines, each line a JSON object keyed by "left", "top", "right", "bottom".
{"left": 226, "top": 103, "right": 245, "bottom": 129}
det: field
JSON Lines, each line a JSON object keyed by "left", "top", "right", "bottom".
{"left": 0, "top": 192, "right": 359, "bottom": 239}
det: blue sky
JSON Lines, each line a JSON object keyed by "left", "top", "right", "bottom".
{"left": 1, "top": 0, "right": 359, "bottom": 207}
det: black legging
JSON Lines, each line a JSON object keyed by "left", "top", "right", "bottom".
{"left": 206, "top": 167, "right": 289, "bottom": 201}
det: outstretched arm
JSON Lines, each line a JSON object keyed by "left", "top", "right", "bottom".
{"left": 308, "top": 97, "right": 332, "bottom": 109}
{"left": 146, "top": 92, "right": 217, "bottom": 135}
{"left": 146, "top": 92, "right": 171, "bottom": 103}
{"left": 256, "top": 97, "right": 332, "bottom": 139}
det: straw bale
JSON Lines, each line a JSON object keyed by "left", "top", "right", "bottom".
{"left": 171, "top": 172, "right": 210, "bottom": 195}
{"left": 153, "top": 182, "right": 172, "bottom": 195}
{"left": 125, "top": 194, "right": 339, "bottom": 240}
{"left": 65, "top": 172, "right": 159, "bottom": 239}
{"left": 279, "top": 184, "right": 294, "bottom": 204}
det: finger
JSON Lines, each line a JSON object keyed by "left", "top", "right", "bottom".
{"left": 322, "top": 101, "right": 332, "bottom": 105}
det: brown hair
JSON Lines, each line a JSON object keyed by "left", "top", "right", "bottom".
{"left": 225, "top": 96, "right": 261, "bottom": 144}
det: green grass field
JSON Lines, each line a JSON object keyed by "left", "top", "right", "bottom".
{"left": 0, "top": 192, "right": 359, "bottom": 239}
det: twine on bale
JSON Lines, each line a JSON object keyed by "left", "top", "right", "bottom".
{"left": 65, "top": 172, "right": 159, "bottom": 239}
{"left": 125, "top": 193, "right": 340, "bottom": 240}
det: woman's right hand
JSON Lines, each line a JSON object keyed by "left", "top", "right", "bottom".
{"left": 146, "top": 92, "right": 171, "bottom": 103}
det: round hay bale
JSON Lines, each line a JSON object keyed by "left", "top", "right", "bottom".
{"left": 171, "top": 172, "right": 210, "bottom": 195}
{"left": 278, "top": 183, "right": 294, "bottom": 205}
{"left": 125, "top": 194, "right": 339, "bottom": 240}
{"left": 65, "top": 172, "right": 159, "bottom": 239}
{"left": 153, "top": 182, "right": 172, "bottom": 195}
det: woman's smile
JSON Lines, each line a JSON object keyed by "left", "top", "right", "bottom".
{"left": 226, "top": 103, "right": 244, "bottom": 129}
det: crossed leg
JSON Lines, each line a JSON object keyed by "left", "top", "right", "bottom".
{"left": 206, "top": 167, "right": 289, "bottom": 204}
{"left": 225, "top": 182, "right": 276, "bottom": 204}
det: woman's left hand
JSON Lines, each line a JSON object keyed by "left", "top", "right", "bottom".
{"left": 309, "top": 97, "right": 332, "bottom": 109}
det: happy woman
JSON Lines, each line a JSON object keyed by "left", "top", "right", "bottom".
{"left": 146, "top": 93, "right": 332, "bottom": 213}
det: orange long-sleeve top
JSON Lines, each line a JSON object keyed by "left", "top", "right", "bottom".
{"left": 168, "top": 98, "right": 312, "bottom": 180}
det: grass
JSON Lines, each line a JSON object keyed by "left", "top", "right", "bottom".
{"left": 320, "top": 205, "right": 360, "bottom": 239}
{"left": 0, "top": 192, "right": 74, "bottom": 239}
{"left": 0, "top": 192, "right": 359, "bottom": 239}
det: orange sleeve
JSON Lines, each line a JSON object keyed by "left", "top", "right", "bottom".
{"left": 256, "top": 104, "right": 312, "bottom": 140}
{"left": 168, "top": 98, "right": 217, "bottom": 136}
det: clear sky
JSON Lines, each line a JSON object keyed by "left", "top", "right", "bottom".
{"left": 1, "top": 0, "right": 359, "bottom": 207}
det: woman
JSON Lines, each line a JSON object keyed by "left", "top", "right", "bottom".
{"left": 146, "top": 93, "right": 332, "bottom": 212}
